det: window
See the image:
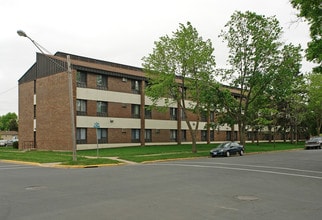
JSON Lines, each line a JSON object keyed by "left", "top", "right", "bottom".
{"left": 201, "top": 130, "right": 207, "bottom": 141}
{"left": 170, "top": 108, "right": 177, "bottom": 120}
{"left": 131, "top": 80, "right": 140, "bottom": 94}
{"left": 201, "top": 111, "right": 214, "bottom": 122}
{"left": 181, "top": 130, "right": 186, "bottom": 141}
{"left": 97, "top": 75, "right": 107, "bottom": 90}
{"left": 131, "top": 104, "right": 140, "bottom": 118}
{"left": 210, "top": 111, "right": 215, "bottom": 121}
{"left": 201, "top": 112, "right": 207, "bottom": 122}
{"left": 131, "top": 129, "right": 140, "bottom": 142}
{"left": 145, "top": 106, "right": 152, "bottom": 119}
{"left": 97, "top": 128, "right": 107, "bottom": 143}
{"left": 210, "top": 130, "right": 214, "bottom": 141}
{"left": 76, "top": 128, "right": 87, "bottom": 144}
{"left": 145, "top": 129, "right": 152, "bottom": 142}
{"left": 76, "top": 99, "right": 87, "bottom": 115}
{"left": 170, "top": 130, "right": 177, "bottom": 141}
{"left": 76, "top": 71, "right": 87, "bottom": 87}
{"left": 181, "top": 110, "right": 186, "bottom": 120}
{"left": 201, "top": 130, "right": 214, "bottom": 141}
{"left": 97, "top": 101, "right": 107, "bottom": 117}
{"left": 226, "top": 131, "right": 237, "bottom": 141}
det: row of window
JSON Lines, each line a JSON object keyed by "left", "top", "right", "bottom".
{"left": 76, "top": 100, "right": 214, "bottom": 121}
{"left": 76, "top": 71, "right": 141, "bottom": 93}
{"left": 76, "top": 128, "right": 218, "bottom": 144}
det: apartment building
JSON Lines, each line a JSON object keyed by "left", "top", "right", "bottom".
{"left": 18, "top": 52, "right": 243, "bottom": 151}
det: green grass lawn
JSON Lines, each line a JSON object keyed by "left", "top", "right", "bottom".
{"left": 0, "top": 141, "right": 304, "bottom": 166}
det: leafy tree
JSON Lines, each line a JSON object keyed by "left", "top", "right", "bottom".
{"left": 219, "top": 11, "right": 283, "bottom": 145}
{"left": 0, "top": 112, "right": 18, "bottom": 131}
{"left": 142, "top": 22, "right": 216, "bottom": 153}
{"left": 264, "top": 44, "right": 303, "bottom": 143}
{"left": 307, "top": 73, "right": 322, "bottom": 135}
{"left": 290, "top": 0, "right": 322, "bottom": 73}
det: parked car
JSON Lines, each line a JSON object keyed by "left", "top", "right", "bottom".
{"left": 210, "top": 142, "right": 245, "bottom": 157}
{"left": 305, "top": 137, "right": 322, "bottom": 150}
{"left": 6, "top": 138, "right": 18, "bottom": 146}
{"left": 0, "top": 140, "right": 8, "bottom": 147}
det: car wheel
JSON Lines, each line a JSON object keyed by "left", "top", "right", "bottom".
{"left": 226, "top": 151, "right": 230, "bottom": 157}
{"left": 239, "top": 150, "right": 244, "bottom": 156}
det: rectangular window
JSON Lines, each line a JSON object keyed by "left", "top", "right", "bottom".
{"left": 131, "top": 129, "right": 140, "bottom": 142}
{"left": 76, "top": 128, "right": 87, "bottom": 144}
{"left": 226, "top": 131, "right": 237, "bottom": 141}
{"left": 210, "top": 111, "right": 215, "bottom": 121}
{"left": 145, "top": 129, "right": 152, "bottom": 142}
{"left": 201, "top": 130, "right": 207, "bottom": 141}
{"left": 181, "top": 130, "right": 186, "bottom": 141}
{"left": 170, "top": 130, "right": 177, "bottom": 141}
{"left": 145, "top": 106, "right": 152, "bottom": 119}
{"left": 97, "top": 101, "right": 107, "bottom": 117}
{"left": 76, "top": 99, "right": 87, "bottom": 115}
{"left": 97, "top": 75, "right": 107, "bottom": 90}
{"left": 76, "top": 71, "right": 87, "bottom": 88}
{"left": 131, "top": 104, "right": 140, "bottom": 118}
{"left": 170, "top": 108, "right": 177, "bottom": 120}
{"left": 181, "top": 110, "right": 186, "bottom": 120}
{"left": 201, "top": 111, "right": 214, "bottom": 122}
{"left": 201, "top": 112, "right": 207, "bottom": 122}
{"left": 97, "top": 128, "right": 107, "bottom": 143}
{"left": 201, "top": 130, "right": 214, "bottom": 141}
{"left": 131, "top": 80, "right": 140, "bottom": 94}
{"left": 210, "top": 130, "right": 214, "bottom": 141}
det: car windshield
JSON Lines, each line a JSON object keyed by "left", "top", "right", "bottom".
{"left": 217, "top": 143, "right": 230, "bottom": 149}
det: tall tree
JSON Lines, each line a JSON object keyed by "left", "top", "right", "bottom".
{"left": 290, "top": 0, "right": 322, "bottom": 73}
{"left": 142, "top": 22, "right": 216, "bottom": 153}
{"left": 219, "top": 11, "right": 283, "bottom": 145}
{"left": 266, "top": 44, "right": 303, "bottom": 143}
{"left": 307, "top": 73, "right": 322, "bottom": 135}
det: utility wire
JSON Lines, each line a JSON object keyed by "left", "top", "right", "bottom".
{"left": 0, "top": 86, "right": 17, "bottom": 96}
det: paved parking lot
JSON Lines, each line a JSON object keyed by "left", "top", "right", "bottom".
{"left": 1, "top": 149, "right": 322, "bottom": 220}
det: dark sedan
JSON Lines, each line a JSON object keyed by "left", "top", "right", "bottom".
{"left": 210, "top": 142, "right": 245, "bottom": 157}
{"left": 305, "top": 137, "right": 322, "bottom": 149}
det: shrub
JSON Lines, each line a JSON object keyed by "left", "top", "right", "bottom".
{"left": 13, "top": 141, "right": 18, "bottom": 149}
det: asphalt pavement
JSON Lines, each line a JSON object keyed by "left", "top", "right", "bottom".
{"left": 1, "top": 149, "right": 321, "bottom": 220}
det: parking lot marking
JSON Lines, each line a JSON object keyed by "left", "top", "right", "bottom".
{"left": 0, "top": 164, "right": 36, "bottom": 170}
{"left": 191, "top": 161, "right": 322, "bottom": 174}
{"left": 151, "top": 163, "right": 322, "bottom": 180}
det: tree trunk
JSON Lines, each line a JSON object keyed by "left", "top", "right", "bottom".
{"left": 238, "top": 122, "right": 246, "bottom": 146}
{"left": 191, "top": 130, "right": 197, "bottom": 153}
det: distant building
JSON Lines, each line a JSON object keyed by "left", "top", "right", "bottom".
{"left": 0, "top": 131, "right": 18, "bottom": 141}
{"left": 18, "top": 52, "right": 271, "bottom": 151}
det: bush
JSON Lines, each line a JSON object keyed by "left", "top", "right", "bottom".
{"left": 13, "top": 141, "right": 18, "bottom": 149}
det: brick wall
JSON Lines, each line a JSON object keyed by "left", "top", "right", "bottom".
{"left": 18, "top": 81, "right": 35, "bottom": 149}
{"left": 35, "top": 71, "right": 73, "bottom": 150}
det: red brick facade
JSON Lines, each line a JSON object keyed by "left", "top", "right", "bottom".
{"left": 18, "top": 52, "right": 278, "bottom": 151}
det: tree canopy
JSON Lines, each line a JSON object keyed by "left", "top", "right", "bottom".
{"left": 291, "top": 0, "right": 322, "bottom": 73}
{"left": 0, "top": 112, "right": 18, "bottom": 131}
{"left": 219, "top": 11, "right": 285, "bottom": 145}
{"left": 142, "top": 22, "right": 217, "bottom": 153}
{"left": 307, "top": 73, "right": 322, "bottom": 135}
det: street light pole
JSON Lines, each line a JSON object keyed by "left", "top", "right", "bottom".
{"left": 17, "top": 30, "right": 77, "bottom": 161}
{"left": 67, "top": 55, "right": 77, "bottom": 161}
